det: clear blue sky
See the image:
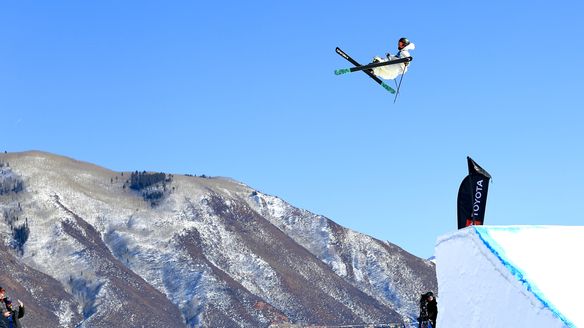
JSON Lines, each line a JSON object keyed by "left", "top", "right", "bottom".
{"left": 2, "top": 1, "right": 584, "bottom": 258}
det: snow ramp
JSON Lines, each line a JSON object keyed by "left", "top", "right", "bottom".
{"left": 435, "top": 226, "right": 584, "bottom": 328}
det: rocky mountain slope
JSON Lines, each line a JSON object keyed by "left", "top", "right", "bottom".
{"left": 0, "top": 151, "right": 436, "bottom": 327}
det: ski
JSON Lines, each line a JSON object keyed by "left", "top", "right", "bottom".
{"left": 335, "top": 47, "right": 396, "bottom": 94}
{"left": 335, "top": 56, "right": 412, "bottom": 75}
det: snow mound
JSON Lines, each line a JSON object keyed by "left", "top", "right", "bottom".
{"left": 435, "top": 226, "right": 584, "bottom": 328}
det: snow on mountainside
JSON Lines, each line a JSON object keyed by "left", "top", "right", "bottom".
{"left": 0, "top": 151, "right": 436, "bottom": 327}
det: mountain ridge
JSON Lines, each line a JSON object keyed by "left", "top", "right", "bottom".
{"left": 0, "top": 151, "right": 436, "bottom": 327}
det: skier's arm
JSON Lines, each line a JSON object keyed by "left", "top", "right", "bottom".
{"left": 398, "top": 50, "right": 411, "bottom": 66}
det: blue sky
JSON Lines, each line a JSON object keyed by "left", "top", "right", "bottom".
{"left": 2, "top": 1, "right": 584, "bottom": 258}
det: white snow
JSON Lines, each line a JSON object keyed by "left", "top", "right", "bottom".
{"left": 435, "top": 226, "right": 584, "bottom": 328}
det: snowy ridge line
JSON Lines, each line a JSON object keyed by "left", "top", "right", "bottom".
{"left": 434, "top": 227, "right": 472, "bottom": 247}
{"left": 473, "top": 226, "right": 575, "bottom": 328}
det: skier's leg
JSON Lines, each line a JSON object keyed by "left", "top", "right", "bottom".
{"left": 370, "top": 56, "right": 383, "bottom": 75}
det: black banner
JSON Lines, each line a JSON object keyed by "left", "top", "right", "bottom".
{"left": 457, "top": 157, "right": 492, "bottom": 229}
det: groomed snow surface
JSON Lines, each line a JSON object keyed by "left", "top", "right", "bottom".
{"left": 436, "top": 226, "right": 584, "bottom": 328}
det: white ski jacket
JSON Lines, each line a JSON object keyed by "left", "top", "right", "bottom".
{"left": 372, "top": 42, "right": 415, "bottom": 80}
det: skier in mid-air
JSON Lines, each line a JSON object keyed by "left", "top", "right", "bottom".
{"left": 335, "top": 37, "right": 415, "bottom": 97}
{"left": 370, "top": 37, "right": 416, "bottom": 80}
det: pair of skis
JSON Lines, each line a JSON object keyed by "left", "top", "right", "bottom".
{"left": 335, "top": 47, "right": 410, "bottom": 101}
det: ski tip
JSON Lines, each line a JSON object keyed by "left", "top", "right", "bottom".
{"left": 334, "top": 68, "right": 350, "bottom": 75}
{"left": 381, "top": 82, "right": 396, "bottom": 94}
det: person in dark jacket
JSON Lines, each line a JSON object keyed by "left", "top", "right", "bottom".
{"left": 426, "top": 292, "right": 437, "bottom": 327}
{"left": 6, "top": 299, "right": 25, "bottom": 328}
{"left": 0, "top": 287, "right": 9, "bottom": 328}
{"left": 418, "top": 291, "right": 438, "bottom": 328}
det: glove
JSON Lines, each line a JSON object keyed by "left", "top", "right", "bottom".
{"left": 386, "top": 52, "right": 392, "bottom": 59}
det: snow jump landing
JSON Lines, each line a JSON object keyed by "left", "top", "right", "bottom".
{"left": 435, "top": 225, "right": 584, "bottom": 328}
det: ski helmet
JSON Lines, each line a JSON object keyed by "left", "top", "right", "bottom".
{"left": 399, "top": 37, "right": 410, "bottom": 46}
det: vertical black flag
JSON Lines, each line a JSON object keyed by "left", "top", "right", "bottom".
{"left": 457, "top": 157, "right": 492, "bottom": 229}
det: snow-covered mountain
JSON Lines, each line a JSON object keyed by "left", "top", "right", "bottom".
{"left": 0, "top": 151, "right": 436, "bottom": 328}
